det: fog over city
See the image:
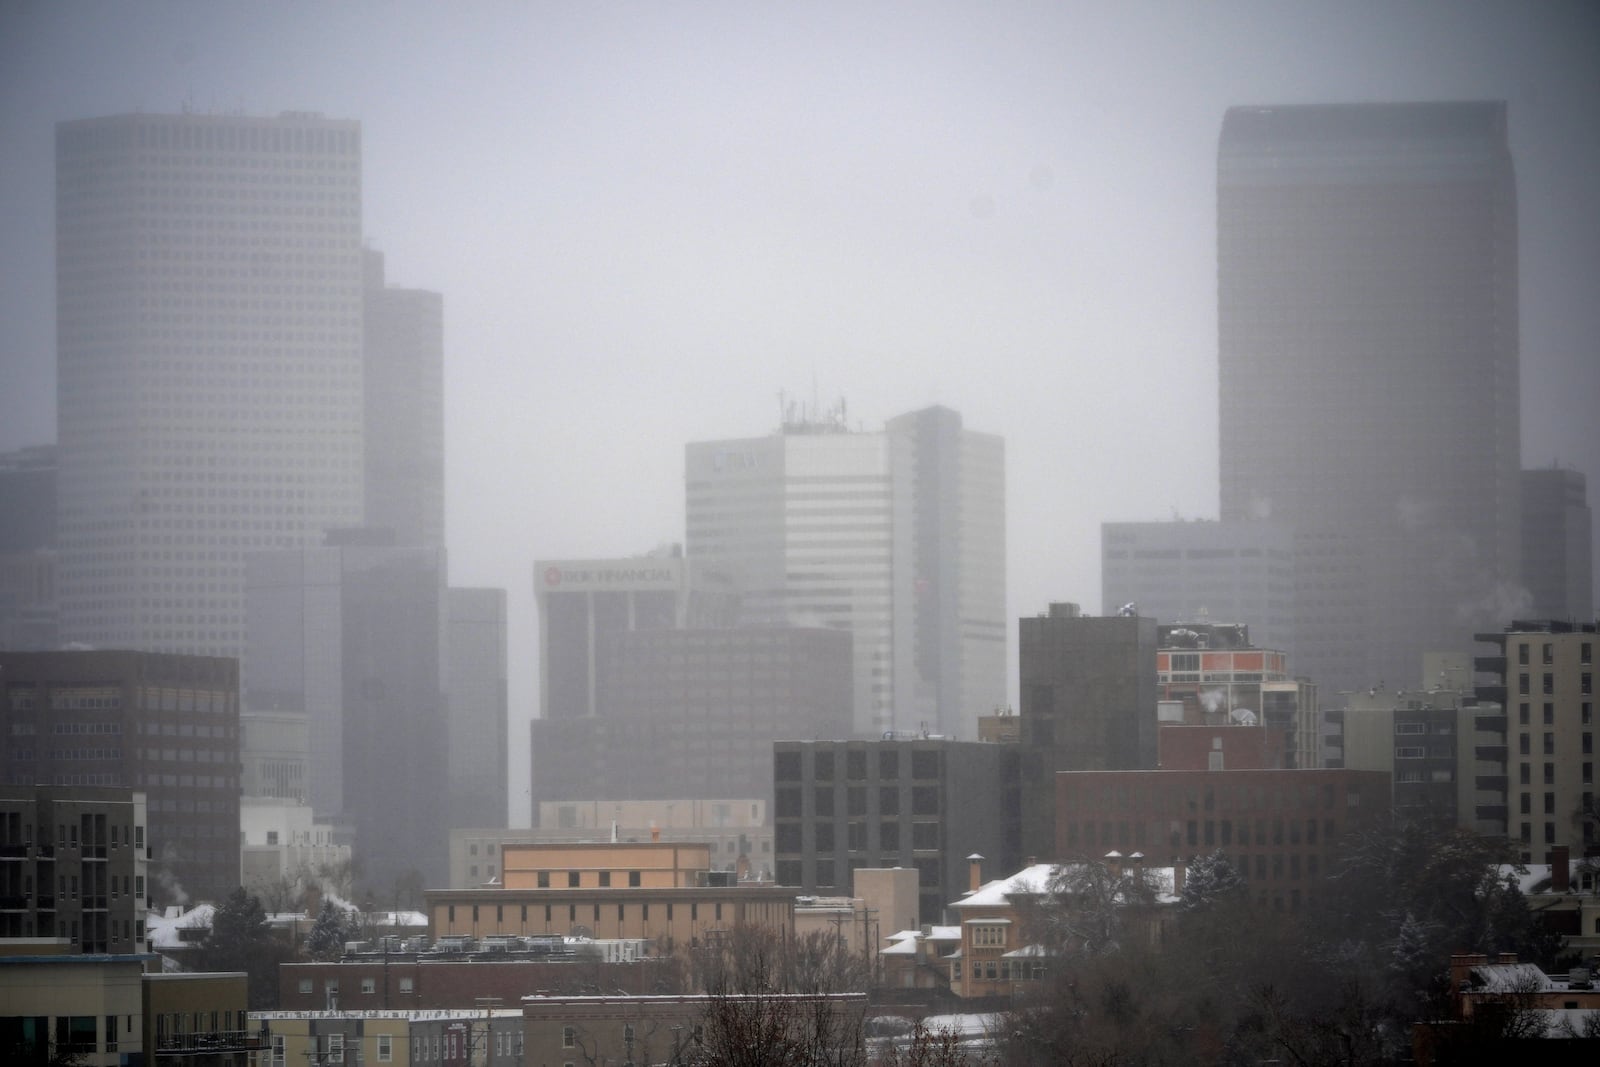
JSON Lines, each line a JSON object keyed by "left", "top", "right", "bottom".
{"left": 2, "top": 2, "right": 1596, "bottom": 825}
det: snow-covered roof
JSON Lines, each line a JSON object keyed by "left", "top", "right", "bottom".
{"left": 953, "top": 864, "right": 1055, "bottom": 908}
{"left": 1468, "top": 961, "right": 1554, "bottom": 993}
{"left": 920, "top": 1013, "right": 1004, "bottom": 1038}
{"left": 954, "top": 862, "right": 1180, "bottom": 909}
{"left": 880, "top": 939, "right": 919, "bottom": 957}
{"left": 1001, "top": 943, "right": 1050, "bottom": 958}
{"left": 146, "top": 904, "right": 214, "bottom": 949}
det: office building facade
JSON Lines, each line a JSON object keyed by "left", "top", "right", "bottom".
{"left": 55, "top": 112, "right": 366, "bottom": 661}
{"left": 686, "top": 404, "right": 1005, "bottom": 738}
{"left": 772, "top": 738, "right": 1018, "bottom": 924}
{"left": 530, "top": 626, "right": 852, "bottom": 809}
{"left": 1218, "top": 102, "right": 1521, "bottom": 699}
{"left": 0, "top": 650, "right": 238, "bottom": 906}
{"left": 1102, "top": 519, "right": 1295, "bottom": 661}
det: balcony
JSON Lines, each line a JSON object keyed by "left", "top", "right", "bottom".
{"left": 1475, "top": 776, "right": 1508, "bottom": 793}
{"left": 0, "top": 844, "right": 29, "bottom": 859}
{"left": 1476, "top": 685, "right": 1507, "bottom": 705}
{"left": 1474, "top": 746, "right": 1507, "bottom": 762}
{"left": 1474, "top": 656, "right": 1507, "bottom": 676}
{"left": 1474, "top": 713, "right": 1507, "bottom": 734}
{"left": 1475, "top": 804, "right": 1508, "bottom": 822}
{"left": 154, "top": 1029, "right": 270, "bottom": 1057}
{"left": 0, "top": 895, "right": 28, "bottom": 910}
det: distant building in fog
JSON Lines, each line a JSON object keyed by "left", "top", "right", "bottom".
{"left": 363, "top": 249, "right": 445, "bottom": 551}
{"left": 530, "top": 626, "right": 852, "bottom": 812}
{"left": 1520, "top": 467, "right": 1593, "bottom": 623}
{"left": 244, "top": 537, "right": 448, "bottom": 890}
{"left": 1101, "top": 519, "right": 1295, "bottom": 661}
{"left": 447, "top": 588, "right": 508, "bottom": 831}
{"left": 55, "top": 112, "right": 366, "bottom": 661}
{"left": 1218, "top": 102, "right": 1522, "bottom": 698}
{"left": 533, "top": 554, "right": 736, "bottom": 722}
{"left": 686, "top": 403, "right": 1005, "bottom": 738}
{"left": 0, "top": 446, "right": 58, "bottom": 651}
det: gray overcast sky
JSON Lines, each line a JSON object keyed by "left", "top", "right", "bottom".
{"left": 3, "top": 2, "right": 1596, "bottom": 823}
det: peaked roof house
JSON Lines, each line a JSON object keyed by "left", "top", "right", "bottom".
{"left": 944, "top": 855, "right": 1182, "bottom": 999}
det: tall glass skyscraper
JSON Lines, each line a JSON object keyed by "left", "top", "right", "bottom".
{"left": 1218, "top": 103, "right": 1520, "bottom": 697}
{"left": 56, "top": 113, "right": 366, "bottom": 659}
{"left": 685, "top": 404, "right": 1005, "bottom": 738}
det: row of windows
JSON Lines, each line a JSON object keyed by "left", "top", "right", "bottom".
{"left": 1066, "top": 816, "right": 1334, "bottom": 852}
{"left": 443, "top": 900, "right": 725, "bottom": 925}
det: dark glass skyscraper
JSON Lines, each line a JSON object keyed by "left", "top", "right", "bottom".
{"left": 1218, "top": 103, "right": 1520, "bottom": 697}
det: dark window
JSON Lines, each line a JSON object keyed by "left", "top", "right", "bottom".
{"left": 847, "top": 822, "right": 866, "bottom": 851}
{"left": 775, "top": 824, "right": 801, "bottom": 852}
{"left": 775, "top": 859, "right": 802, "bottom": 886}
{"left": 847, "top": 749, "right": 867, "bottom": 780}
{"left": 774, "top": 750, "right": 801, "bottom": 782}
{"left": 911, "top": 750, "right": 939, "bottom": 779}
{"left": 880, "top": 822, "right": 899, "bottom": 851}
{"left": 598, "top": 872, "right": 610, "bottom": 887}
{"left": 912, "top": 822, "right": 939, "bottom": 850}
{"left": 814, "top": 788, "right": 834, "bottom": 817}
{"left": 879, "top": 787, "right": 899, "bottom": 815}
{"left": 815, "top": 823, "right": 835, "bottom": 852}
{"left": 847, "top": 787, "right": 866, "bottom": 816}
{"left": 879, "top": 750, "right": 900, "bottom": 779}
{"left": 629, "top": 871, "right": 641, "bottom": 887}
{"left": 815, "top": 860, "right": 835, "bottom": 887}
{"left": 911, "top": 786, "right": 939, "bottom": 815}
{"left": 814, "top": 751, "right": 835, "bottom": 780}
{"left": 567, "top": 871, "right": 580, "bottom": 888}
{"left": 775, "top": 787, "right": 802, "bottom": 818}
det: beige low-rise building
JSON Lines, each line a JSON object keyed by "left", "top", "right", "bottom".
{"left": 427, "top": 839, "right": 794, "bottom": 948}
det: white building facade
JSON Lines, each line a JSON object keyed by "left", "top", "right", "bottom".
{"left": 685, "top": 405, "right": 1005, "bottom": 738}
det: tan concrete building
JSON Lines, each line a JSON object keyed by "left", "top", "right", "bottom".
{"left": 1477, "top": 621, "right": 1598, "bottom": 863}
{"left": 450, "top": 799, "right": 772, "bottom": 889}
{"left": 0, "top": 940, "right": 253, "bottom": 1066}
{"left": 429, "top": 838, "right": 794, "bottom": 947}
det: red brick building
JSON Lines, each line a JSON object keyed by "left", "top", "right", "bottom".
{"left": 1158, "top": 724, "right": 1288, "bottom": 771}
{"left": 1055, "top": 768, "right": 1391, "bottom": 911}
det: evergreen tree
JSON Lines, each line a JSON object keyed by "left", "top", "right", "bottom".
{"left": 304, "top": 900, "right": 355, "bottom": 960}
{"left": 1179, "top": 848, "right": 1247, "bottom": 911}
{"left": 198, "top": 888, "right": 294, "bottom": 1009}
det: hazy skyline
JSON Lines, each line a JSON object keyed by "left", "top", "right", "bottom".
{"left": 3, "top": 3, "right": 1596, "bottom": 824}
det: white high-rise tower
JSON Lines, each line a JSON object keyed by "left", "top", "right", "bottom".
{"left": 685, "top": 403, "right": 1005, "bottom": 738}
{"left": 55, "top": 112, "right": 365, "bottom": 658}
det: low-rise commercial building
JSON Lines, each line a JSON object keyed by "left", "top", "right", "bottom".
{"left": 1055, "top": 767, "right": 1391, "bottom": 912}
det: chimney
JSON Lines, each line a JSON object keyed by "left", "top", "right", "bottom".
{"left": 1498, "top": 952, "right": 1518, "bottom": 965}
{"left": 651, "top": 825, "right": 660, "bottom": 842}
{"left": 1552, "top": 845, "right": 1571, "bottom": 892}
{"left": 1105, "top": 850, "right": 1123, "bottom": 877}
{"left": 967, "top": 854, "right": 984, "bottom": 893}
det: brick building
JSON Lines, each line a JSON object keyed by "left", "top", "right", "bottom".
{"left": 1055, "top": 768, "right": 1391, "bottom": 911}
